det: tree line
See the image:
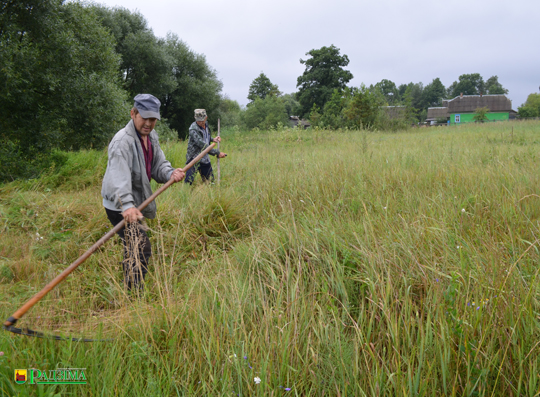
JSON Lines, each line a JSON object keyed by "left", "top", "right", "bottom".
{"left": 1, "top": 0, "right": 223, "bottom": 181}
{"left": 2, "top": 2, "right": 538, "bottom": 181}
{"left": 225, "top": 45, "right": 520, "bottom": 132}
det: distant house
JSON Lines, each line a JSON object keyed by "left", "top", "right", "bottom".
{"left": 427, "top": 94, "right": 516, "bottom": 125}
{"left": 425, "top": 107, "right": 449, "bottom": 125}
{"left": 289, "top": 116, "right": 311, "bottom": 129}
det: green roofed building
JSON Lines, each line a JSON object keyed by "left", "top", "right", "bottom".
{"left": 426, "top": 94, "right": 517, "bottom": 125}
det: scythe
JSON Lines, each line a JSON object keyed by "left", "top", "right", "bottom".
{"left": 3, "top": 143, "right": 216, "bottom": 341}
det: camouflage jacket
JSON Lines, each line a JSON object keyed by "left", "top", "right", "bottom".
{"left": 186, "top": 122, "right": 220, "bottom": 163}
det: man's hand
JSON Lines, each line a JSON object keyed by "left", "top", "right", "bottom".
{"left": 170, "top": 168, "right": 185, "bottom": 183}
{"left": 123, "top": 207, "right": 143, "bottom": 223}
{"left": 212, "top": 136, "right": 222, "bottom": 143}
{"left": 218, "top": 152, "right": 227, "bottom": 158}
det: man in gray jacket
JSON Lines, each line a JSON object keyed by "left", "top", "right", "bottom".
{"left": 102, "top": 94, "right": 185, "bottom": 292}
{"left": 184, "top": 109, "right": 227, "bottom": 185}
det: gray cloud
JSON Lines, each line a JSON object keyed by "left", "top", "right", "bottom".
{"left": 97, "top": 0, "right": 540, "bottom": 108}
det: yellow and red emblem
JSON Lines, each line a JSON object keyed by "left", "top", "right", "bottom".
{"left": 15, "top": 369, "right": 27, "bottom": 384}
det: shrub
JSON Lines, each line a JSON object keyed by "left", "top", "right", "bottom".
{"left": 242, "top": 96, "right": 289, "bottom": 130}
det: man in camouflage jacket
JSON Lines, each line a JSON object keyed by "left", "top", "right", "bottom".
{"left": 184, "top": 109, "right": 227, "bottom": 185}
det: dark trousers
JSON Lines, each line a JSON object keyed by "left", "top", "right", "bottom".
{"left": 184, "top": 158, "right": 214, "bottom": 185}
{"left": 105, "top": 208, "right": 151, "bottom": 291}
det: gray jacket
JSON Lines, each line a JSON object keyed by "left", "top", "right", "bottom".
{"left": 186, "top": 122, "right": 220, "bottom": 162}
{"left": 101, "top": 119, "right": 174, "bottom": 219}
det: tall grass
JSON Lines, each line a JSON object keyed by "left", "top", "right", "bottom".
{"left": 1, "top": 121, "right": 540, "bottom": 396}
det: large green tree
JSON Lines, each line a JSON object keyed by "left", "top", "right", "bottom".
{"left": 296, "top": 45, "right": 353, "bottom": 117}
{"left": 422, "top": 78, "right": 446, "bottom": 108}
{"left": 449, "top": 73, "right": 485, "bottom": 97}
{"left": 518, "top": 93, "right": 540, "bottom": 118}
{"left": 485, "top": 75, "right": 508, "bottom": 95}
{"left": 0, "top": 0, "right": 127, "bottom": 179}
{"left": 217, "top": 97, "right": 242, "bottom": 128}
{"left": 93, "top": 7, "right": 223, "bottom": 139}
{"left": 314, "top": 88, "right": 352, "bottom": 129}
{"left": 281, "top": 94, "right": 301, "bottom": 117}
{"left": 242, "top": 96, "right": 288, "bottom": 130}
{"left": 247, "top": 73, "right": 281, "bottom": 103}
{"left": 374, "top": 79, "right": 400, "bottom": 105}
{"left": 343, "top": 85, "right": 384, "bottom": 129}
{"left": 92, "top": 5, "right": 176, "bottom": 99}
{"left": 160, "top": 34, "right": 223, "bottom": 139}
{"left": 400, "top": 82, "right": 425, "bottom": 121}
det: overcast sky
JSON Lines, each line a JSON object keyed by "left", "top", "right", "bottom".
{"left": 96, "top": 0, "right": 539, "bottom": 109}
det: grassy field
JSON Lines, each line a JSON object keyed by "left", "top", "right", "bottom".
{"left": 1, "top": 120, "right": 540, "bottom": 396}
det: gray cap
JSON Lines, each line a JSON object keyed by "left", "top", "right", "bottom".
{"left": 134, "top": 94, "right": 161, "bottom": 120}
{"left": 194, "top": 109, "right": 207, "bottom": 121}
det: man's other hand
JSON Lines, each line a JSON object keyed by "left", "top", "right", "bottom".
{"left": 123, "top": 207, "right": 143, "bottom": 223}
{"left": 170, "top": 168, "right": 185, "bottom": 182}
{"left": 212, "top": 137, "right": 222, "bottom": 143}
{"left": 218, "top": 152, "right": 227, "bottom": 158}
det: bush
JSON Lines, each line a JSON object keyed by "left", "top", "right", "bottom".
{"left": 154, "top": 118, "right": 179, "bottom": 142}
{"left": 0, "top": 1, "right": 128, "bottom": 154}
{"left": 518, "top": 93, "right": 540, "bottom": 118}
{"left": 473, "top": 106, "right": 490, "bottom": 122}
{"left": 343, "top": 85, "right": 383, "bottom": 129}
{"left": 0, "top": 141, "right": 56, "bottom": 182}
{"left": 218, "top": 99, "right": 242, "bottom": 129}
{"left": 242, "top": 96, "right": 289, "bottom": 130}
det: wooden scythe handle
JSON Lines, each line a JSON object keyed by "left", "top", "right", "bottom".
{"left": 4, "top": 143, "right": 216, "bottom": 327}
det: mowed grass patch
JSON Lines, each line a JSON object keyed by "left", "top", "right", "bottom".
{"left": 0, "top": 121, "right": 540, "bottom": 396}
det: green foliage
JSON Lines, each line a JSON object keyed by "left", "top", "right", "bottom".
{"left": 92, "top": 5, "right": 176, "bottom": 99}
{"left": 397, "top": 83, "right": 409, "bottom": 99}
{"left": 449, "top": 73, "right": 485, "bottom": 97}
{"left": 0, "top": 263, "right": 14, "bottom": 283}
{"left": 473, "top": 106, "right": 490, "bottom": 122}
{"left": 242, "top": 96, "right": 288, "bottom": 130}
{"left": 319, "top": 89, "right": 349, "bottom": 128}
{"left": 1, "top": 1, "right": 225, "bottom": 180}
{"left": 308, "top": 104, "right": 322, "bottom": 127}
{"left": 309, "top": 86, "right": 412, "bottom": 131}
{"left": 374, "top": 79, "right": 400, "bottom": 105}
{"left": 154, "top": 119, "right": 178, "bottom": 142}
{"left": 394, "top": 82, "right": 426, "bottom": 122}
{"left": 281, "top": 93, "right": 301, "bottom": 117}
{"left": 378, "top": 108, "right": 414, "bottom": 131}
{"left": 485, "top": 75, "right": 508, "bottom": 95}
{"left": 404, "top": 82, "right": 425, "bottom": 112}
{"left": 296, "top": 45, "right": 353, "bottom": 117}
{"left": 308, "top": 88, "right": 355, "bottom": 129}
{"left": 0, "top": 141, "right": 48, "bottom": 182}
{"left": 423, "top": 77, "right": 447, "bottom": 107}
{"left": 343, "top": 85, "right": 384, "bottom": 129}
{"left": 161, "top": 33, "right": 223, "bottom": 139}
{"left": 0, "top": 0, "right": 128, "bottom": 181}
{"left": 217, "top": 98, "right": 242, "bottom": 129}
{"left": 93, "top": 7, "right": 223, "bottom": 139}
{"left": 247, "top": 72, "right": 281, "bottom": 103}
{"left": 518, "top": 93, "right": 540, "bottom": 118}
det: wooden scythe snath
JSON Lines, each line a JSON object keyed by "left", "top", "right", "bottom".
{"left": 3, "top": 143, "right": 216, "bottom": 340}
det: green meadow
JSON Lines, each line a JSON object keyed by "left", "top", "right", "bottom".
{"left": 1, "top": 121, "right": 540, "bottom": 396}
